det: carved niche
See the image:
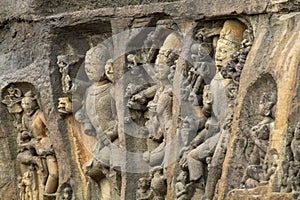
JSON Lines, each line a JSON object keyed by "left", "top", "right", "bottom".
{"left": 1, "top": 84, "right": 58, "bottom": 200}
{"left": 224, "top": 74, "right": 278, "bottom": 198}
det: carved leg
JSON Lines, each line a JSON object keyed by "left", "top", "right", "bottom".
{"left": 204, "top": 130, "right": 230, "bottom": 200}
{"left": 187, "top": 148, "right": 204, "bottom": 182}
{"left": 41, "top": 158, "right": 48, "bottom": 186}
{"left": 204, "top": 166, "right": 222, "bottom": 200}
{"left": 44, "top": 155, "right": 58, "bottom": 194}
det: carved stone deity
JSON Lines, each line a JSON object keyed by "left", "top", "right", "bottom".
{"left": 142, "top": 32, "right": 182, "bottom": 167}
{"left": 18, "top": 90, "right": 58, "bottom": 195}
{"left": 176, "top": 20, "right": 247, "bottom": 200}
{"left": 75, "top": 43, "right": 119, "bottom": 179}
{"left": 239, "top": 92, "right": 277, "bottom": 188}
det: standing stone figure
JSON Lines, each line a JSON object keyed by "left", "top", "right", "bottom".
{"left": 180, "top": 20, "right": 246, "bottom": 199}
{"left": 19, "top": 90, "right": 58, "bottom": 195}
{"left": 240, "top": 92, "right": 277, "bottom": 188}
{"left": 75, "top": 43, "right": 120, "bottom": 180}
{"left": 142, "top": 32, "right": 182, "bottom": 167}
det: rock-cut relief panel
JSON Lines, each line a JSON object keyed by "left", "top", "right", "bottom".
{"left": 125, "top": 20, "right": 183, "bottom": 199}
{"left": 123, "top": 18, "right": 253, "bottom": 200}
{"left": 280, "top": 122, "right": 300, "bottom": 198}
{"left": 225, "top": 74, "right": 278, "bottom": 197}
{"left": 53, "top": 17, "right": 254, "bottom": 200}
{"left": 176, "top": 19, "right": 253, "bottom": 200}
{"left": 1, "top": 83, "right": 58, "bottom": 200}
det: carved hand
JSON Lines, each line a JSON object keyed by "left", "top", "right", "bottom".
{"left": 132, "top": 93, "right": 147, "bottom": 104}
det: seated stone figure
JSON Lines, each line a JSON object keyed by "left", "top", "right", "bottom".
{"left": 240, "top": 148, "right": 279, "bottom": 189}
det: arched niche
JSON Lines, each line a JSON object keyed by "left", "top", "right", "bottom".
{"left": 225, "top": 73, "right": 277, "bottom": 192}
{"left": 1, "top": 82, "right": 37, "bottom": 159}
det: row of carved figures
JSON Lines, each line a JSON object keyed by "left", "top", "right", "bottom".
{"left": 3, "top": 17, "right": 300, "bottom": 200}
{"left": 53, "top": 19, "right": 254, "bottom": 200}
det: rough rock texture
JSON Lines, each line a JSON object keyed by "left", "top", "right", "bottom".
{"left": 0, "top": 0, "right": 299, "bottom": 200}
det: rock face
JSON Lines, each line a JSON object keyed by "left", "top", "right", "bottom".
{"left": 0, "top": 0, "right": 299, "bottom": 200}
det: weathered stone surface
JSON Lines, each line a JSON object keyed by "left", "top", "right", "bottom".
{"left": 0, "top": 0, "right": 299, "bottom": 200}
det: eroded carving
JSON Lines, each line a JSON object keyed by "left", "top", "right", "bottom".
{"left": 176, "top": 20, "right": 248, "bottom": 200}
{"left": 1, "top": 85, "right": 23, "bottom": 129}
{"left": 74, "top": 43, "right": 121, "bottom": 193}
{"left": 239, "top": 92, "right": 276, "bottom": 188}
{"left": 2, "top": 87, "right": 59, "bottom": 198}
{"left": 141, "top": 32, "right": 182, "bottom": 167}
{"left": 281, "top": 122, "right": 300, "bottom": 194}
{"left": 136, "top": 177, "right": 153, "bottom": 200}
{"left": 150, "top": 167, "right": 167, "bottom": 200}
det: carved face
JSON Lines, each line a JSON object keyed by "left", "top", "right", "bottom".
{"left": 84, "top": 59, "right": 103, "bottom": 82}
{"left": 105, "top": 60, "right": 114, "bottom": 83}
{"left": 154, "top": 63, "right": 170, "bottom": 81}
{"left": 21, "top": 97, "right": 38, "bottom": 114}
{"left": 138, "top": 178, "right": 150, "bottom": 190}
{"left": 215, "top": 40, "right": 237, "bottom": 71}
{"left": 58, "top": 97, "right": 72, "bottom": 114}
{"left": 84, "top": 46, "right": 109, "bottom": 82}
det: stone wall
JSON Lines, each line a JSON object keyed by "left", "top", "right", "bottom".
{"left": 0, "top": 0, "right": 299, "bottom": 199}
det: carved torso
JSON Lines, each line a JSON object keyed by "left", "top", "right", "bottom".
{"left": 85, "top": 82, "right": 116, "bottom": 134}
{"left": 22, "top": 109, "right": 48, "bottom": 139}
{"left": 209, "top": 72, "right": 230, "bottom": 128}
{"left": 152, "top": 85, "right": 172, "bottom": 131}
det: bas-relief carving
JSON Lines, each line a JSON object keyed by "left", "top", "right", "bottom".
{"left": 136, "top": 177, "right": 153, "bottom": 200}
{"left": 239, "top": 92, "right": 277, "bottom": 189}
{"left": 175, "top": 19, "right": 251, "bottom": 200}
{"left": 1, "top": 86, "right": 23, "bottom": 129}
{"left": 57, "top": 183, "right": 73, "bottom": 200}
{"left": 54, "top": 17, "right": 256, "bottom": 199}
{"left": 66, "top": 42, "right": 122, "bottom": 195}
{"left": 57, "top": 54, "right": 85, "bottom": 115}
{"left": 280, "top": 122, "right": 300, "bottom": 196}
{"left": 2, "top": 87, "right": 58, "bottom": 199}
{"left": 141, "top": 32, "right": 182, "bottom": 168}
{"left": 125, "top": 19, "right": 252, "bottom": 200}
